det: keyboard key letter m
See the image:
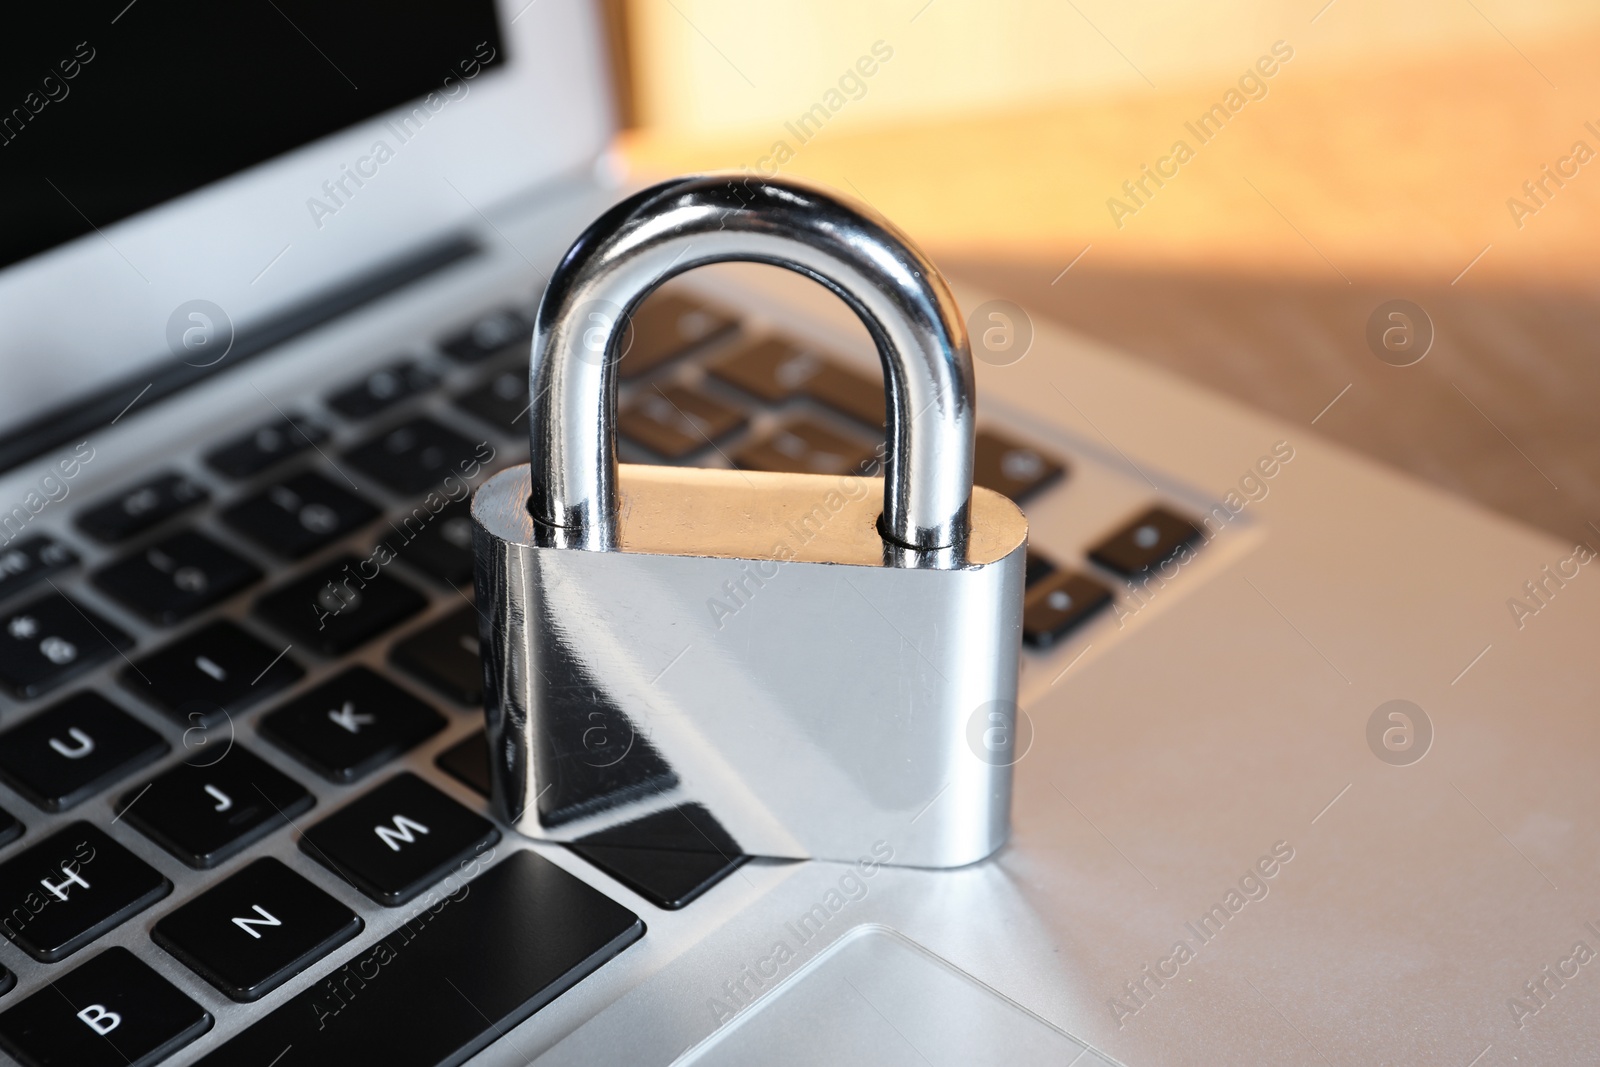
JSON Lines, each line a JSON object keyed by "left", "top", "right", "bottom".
{"left": 375, "top": 814, "right": 429, "bottom": 852}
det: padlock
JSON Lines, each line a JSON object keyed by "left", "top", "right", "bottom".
{"left": 471, "top": 174, "right": 1027, "bottom": 867}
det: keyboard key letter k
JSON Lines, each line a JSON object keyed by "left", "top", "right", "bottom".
{"left": 328, "top": 701, "right": 374, "bottom": 734}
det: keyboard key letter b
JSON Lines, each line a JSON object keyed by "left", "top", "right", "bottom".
{"left": 76, "top": 1004, "right": 121, "bottom": 1035}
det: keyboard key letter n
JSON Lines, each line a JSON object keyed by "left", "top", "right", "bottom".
{"left": 231, "top": 904, "right": 282, "bottom": 939}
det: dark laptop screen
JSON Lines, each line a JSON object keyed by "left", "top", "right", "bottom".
{"left": 0, "top": 1, "right": 504, "bottom": 272}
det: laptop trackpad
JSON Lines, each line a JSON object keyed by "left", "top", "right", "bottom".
{"left": 676, "top": 925, "right": 1108, "bottom": 1066}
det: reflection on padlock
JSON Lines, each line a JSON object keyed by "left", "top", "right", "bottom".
{"left": 471, "top": 175, "right": 1027, "bottom": 867}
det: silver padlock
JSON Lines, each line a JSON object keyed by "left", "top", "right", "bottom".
{"left": 471, "top": 175, "right": 1027, "bottom": 868}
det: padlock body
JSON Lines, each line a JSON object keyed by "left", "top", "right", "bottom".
{"left": 472, "top": 463, "right": 1027, "bottom": 868}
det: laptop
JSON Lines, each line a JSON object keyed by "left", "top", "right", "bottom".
{"left": 1, "top": 4, "right": 1594, "bottom": 1065}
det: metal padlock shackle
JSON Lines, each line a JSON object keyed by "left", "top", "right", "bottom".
{"left": 528, "top": 174, "right": 976, "bottom": 553}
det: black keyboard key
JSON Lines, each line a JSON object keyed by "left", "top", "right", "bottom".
{"left": 123, "top": 620, "right": 302, "bottom": 727}
{"left": 1088, "top": 505, "right": 1202, "bottom": 578}
{"left": 455, "top": 366, "right": 528, "bottom": 432}
{"left": 76, "top": 472, "right": 208, "bottom": 543}
{"left": 326, "top": 360, "right": 439, "bottom": 420}
{"left": 255, "top": 557, "right": 427, "bottom": 656}
{"left": 439, "top": 308, "right": 530, "bottom": 363}
{"left": 93, "top": 530, "right": 262, "bottom": 625}
{"left": 733, "top": 418, "right": 877, "bottom": 476}
{"left": 0, "top": 823, "right": 170, "bottom": 962}
{"left": 221, "top": 470, "right": 379, "bottom": 559}
{"left": 204, "top": 415, "right": 328, "bottom": 480}
{"left": 0, "top": 947, "right": 211, "bottom": 1067}
{"left": 535, "top": 691, "right": 678, "bottom": 825}
{"left": 707, "top": 336, "right": 828, "bottom": 403}
{"left": 0, "top": 692, "right": 166, "bottom": 812}
{"left": 301, "top": 772, "right": 498, "bottom": 906}
{"left": 0, "top": 593, "right": 132, "bottom": 700}
{"left": 119, "top": 746, "right": 313, "bottom": 869}
{"left": 390, "top": 607, "right": 483, "bottom": 705}
{"left": 617, "top": 294, "right": 737, "bottom": 380}
{"left": 805, "top": 362, "right": 886, "bottom": 429}
{"left": 1023, "top": 570, "right": 1114, "bottom": 649}
{"left": 0, "top": 807, "right": 20, "bottom": 851}
{"left": 618, "top": 384, "right": 747, "bottom": 459}
{"left": 975, "top": 429, "right": 1067, "bottom": 503}
{"left": 153, "top": 857, "right": 362, "bottom": 1002}
{"left": 0, "top": 535, "right": 78, "bottom": 605}
{"left": 392, "top": 499, "right": 477, "bottom": 586}
{"left": 436, "top": 730, "right": 490, "bottom": 797}
{"left": 1025, "top": 550, "right": 1058, "bottom": 587}
{"left": 259, "top": 667, "right": 444, "bottom": 783}
{"left": 344, "top": 416, "right": 488, "bottom": 495}
{"left": 569, "top": 803, "right": 747, "bottom": 910}
{"left": 0, "top": 965, "right": 10, "bottom": 997}
{"left": 193, "top": 849, "right": 642, "bottom": 1066}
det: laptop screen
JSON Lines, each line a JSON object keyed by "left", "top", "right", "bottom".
{"left": 2, "top": 3, "right": 504, "bottom": 272}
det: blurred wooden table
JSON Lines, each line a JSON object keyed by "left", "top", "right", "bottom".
{"left": 623, "top": 32, "right": 1600, "bottom": 542}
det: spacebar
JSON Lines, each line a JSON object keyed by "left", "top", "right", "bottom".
{"left": 196, "top": 850, "right": 644, "bottom": 1066}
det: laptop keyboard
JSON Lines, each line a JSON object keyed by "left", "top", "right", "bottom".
{"left": 76, "top": 474, "right": 211, "bottom": 545}
{"left": 0, "top": 284, "right": 1197, "bottom": 1065}
{"left": 118, "top": 748, "right": 314, "bottom": 870}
